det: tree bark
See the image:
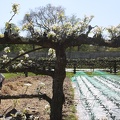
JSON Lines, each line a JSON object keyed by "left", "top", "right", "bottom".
{"left": 50, "top": 45, "right": 66, "bottom": 120}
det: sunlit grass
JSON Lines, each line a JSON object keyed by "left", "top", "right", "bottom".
{"left": 65, "top": 72, "right": 78, "bottom": 120}
{"left": 4, "top": 72, "right": 74, "bottom": 80}
{"left": 3, "top": 73, "right": 23, "bottom": 79}
{"left": 66, "top": 72, "right": 74, "bottom": 78}
{"left": 85, "top": 72, "right": 93, "bottom": 76}
{"left": 64, "top": 114, "right": 78, "bottom": 120}
{"left": 3, "top": 72, "right": 36, "bottom": 79}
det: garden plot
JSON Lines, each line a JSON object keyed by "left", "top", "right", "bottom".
{"left": 72, "top": 71, "right": 120, "bottom": 120}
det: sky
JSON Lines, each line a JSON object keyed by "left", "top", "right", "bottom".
{"left": 0, "top": 0, "right": 120, "bottom": 29}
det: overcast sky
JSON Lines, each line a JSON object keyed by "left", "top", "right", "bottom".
{"left": 0, "top": 0, "right": 120, "bottom": 29}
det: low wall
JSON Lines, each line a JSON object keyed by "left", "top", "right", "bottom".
{"left": 0, "top": 51, "right": 120, "bottom": 59}
{"left": 66, "top": 51, "right": 120, "bottom": 59}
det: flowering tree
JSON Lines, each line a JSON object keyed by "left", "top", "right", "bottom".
{"left": 1, "top": 3, "right": 120, "bottom": 120}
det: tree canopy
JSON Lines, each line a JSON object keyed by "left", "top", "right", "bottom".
{"left": 0, "top": 4, "right": 120, "bottom": 49}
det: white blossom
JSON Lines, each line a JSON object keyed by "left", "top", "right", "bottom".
{"left": 2, "top": 54, "right": 8, "bottom": 59}
{"left": 52, "top": 53, "right": 56, "bottom": 58}
{"left": 28, "top": 60, "right": 32, "bottom": 63}
{"left": 47, "top": 31, "right": 56, "bottom": 38}
{"left": 4, "top": 47, "right": 10, "bottom": 53}
{"left": 63, "top": 22, "right": 72, "bottom": 29}
{"left": 36, "top": 82, "right": 45, "bottom": 94}
{"left": 2, "top": 54, "right": 9, "bottom": 63}
{"left": 12, "top": 64, "right": 17, "bottom": 69}
{"left": 48, "top": 48, "right": 55, "bottom": 55}
{"left": 48, "top": 48, "right": 56, "bottom": 59}
{"left": 2, "top": 60, "right": 8, "bottom": 63}
{"left": 45, "top": 104, "right": 50, "bottom": 109}
{"left": 57, "top": 11, "right": 65, "bottom": 19}
{"left": 44, "top": 104, "right": 50, "bottom": 114}
{"left": 19, "top": 50, "right": 25, "bottom": 55}
{"left": 50, "top": 24, "right": 60, "bottom": 31}
{"left": 24, "top": 54, "right": 29, "bottom": 59}
{"left": 20, "top": 60, "right": 24, "bottom": 63}
{"left": 16, "top": 63, "right": 22, "bottom": 68}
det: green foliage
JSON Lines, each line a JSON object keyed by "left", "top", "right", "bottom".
{"left": 0, "top": 44, "right": 34, "bottom": 52}
{"left": 106, "top": 47, "right": 120, "bottom": 51}
{"left": 9, "top": 44, "right": 32, "bottom": 52}
{"left": 0, "top": 44, "right": 8, "bottom": 51}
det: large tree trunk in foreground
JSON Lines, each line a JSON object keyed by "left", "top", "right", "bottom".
{"left": 50, "top": 46, "right": 66, "bottom": 120}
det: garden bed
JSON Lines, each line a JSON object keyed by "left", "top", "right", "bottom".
{"left": 0, "top": 75, "right": 76, "bottom": 120}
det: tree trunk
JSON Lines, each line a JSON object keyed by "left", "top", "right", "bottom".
{"left": 50, "top": 46, "right": 66, "bottom": 120}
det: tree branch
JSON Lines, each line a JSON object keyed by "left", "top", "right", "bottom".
{"left": 1, "top": 33, "right": 120, "bottom": 49}
{"left": 64, "top": 35, "right": 120, "bottom": 48}
{"left": 1, "top": 47, "right": 45, "bottom": 69}
{"left": 0, "top": 94, "right": 51, "bottom": 104}
{"left": 0, "top": 36, "right": 56, "bottom": 48}
{"left": 8, "top": 13, "right": 16, "bottom": 23}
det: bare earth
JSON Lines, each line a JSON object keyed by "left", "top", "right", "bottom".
{"left": 0, "top": 75, "right": 75, "bottom": 120}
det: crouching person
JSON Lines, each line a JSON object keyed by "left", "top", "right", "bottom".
{"left": 0, "top": 73, "right": 5, "bottom": 90}
{"left": 0, "top": 73, "right": 5, "bottom": 104}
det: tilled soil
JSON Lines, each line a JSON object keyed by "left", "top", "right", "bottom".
{"left": 0, "top": 75, "right": 75, "bottom": 120}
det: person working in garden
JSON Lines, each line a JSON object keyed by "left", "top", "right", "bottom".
{"left": 0, "top": 73, "right": 5, "bottom": 90}
{"left": 0, "top": 73, "right": 5, "bottom": 104}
